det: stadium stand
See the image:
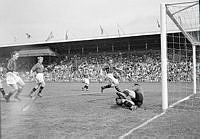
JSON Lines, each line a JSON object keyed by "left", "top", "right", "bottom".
{"left": 0, "top": 32, "right": 198, "bottom": 83}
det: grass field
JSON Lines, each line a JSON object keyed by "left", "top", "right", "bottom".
{"left": 1, "top": 82, "right": 200, "bottom": 139}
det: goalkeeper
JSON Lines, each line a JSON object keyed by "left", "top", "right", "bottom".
{"left": 115, "top": 83, "right": 143, "bottom": 110}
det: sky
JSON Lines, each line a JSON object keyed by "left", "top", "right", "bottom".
{"left": 0, "top": 0, "right": 186, "bottom": 46}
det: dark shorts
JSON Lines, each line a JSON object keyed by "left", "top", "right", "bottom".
{"left": 131, "top": 92, "right": 143, "bottom": 107}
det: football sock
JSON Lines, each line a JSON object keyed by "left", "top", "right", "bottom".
{"left": 38, "top": 86, "right": 44, "bottom": 94}
{"left": 30, "top": 87, "right": 37, "bottom": 95}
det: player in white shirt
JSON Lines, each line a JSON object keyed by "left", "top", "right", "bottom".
{"left": 101, "top": 59, "right": 122, "bottom": 93}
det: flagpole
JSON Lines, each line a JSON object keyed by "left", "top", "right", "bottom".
{"left": 65, "top": 30, "right": 68, "bottom": 40}
{"left": 99, "top": 25, "right": 104, "bottom": 35}
{"left": 117, "top": 24, "right": 125, "bottom": 35}
{"left": 45, "top": 31, "right": 54, "bottom": 42}
{"left": 156, "top": 19, "right": 160, "bottom": 28}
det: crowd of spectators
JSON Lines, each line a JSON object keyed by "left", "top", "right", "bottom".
{"left": 0, "top": 52, "right": 196, "bottom": 83}
{"left": 20, "top": 52, "right": 196, "bottom": 83}
{"left": 37, "top": 52, "right": 161, "bottom": 83}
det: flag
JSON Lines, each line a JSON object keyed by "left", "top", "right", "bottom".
{"left": 25, "top": 33, "right": 32, "bottom": 39}
{"left": 117, "top": 24, "right": 125, "bottom": 36}
{"left": 65, "top": 31, "right": 68, "bottom": 40}
{"left": 99, "top": 25, "right": 104, "bottom": 35}
{"left": 117, "top": 28, "right": 120, "bottom": 37}
{"left": 45, "top": 32, "right": 54, "bottom": 41}
{"left": 156, "top": 19, "right": 160, "bottom": 28}
{"left": 116, "top": 24, "right": 120, "bottom": 36}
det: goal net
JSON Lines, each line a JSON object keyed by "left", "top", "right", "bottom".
{"left": 160, "top": 1, "right": 200, "bottom": 111}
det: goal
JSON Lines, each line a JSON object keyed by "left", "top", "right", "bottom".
{"left": 160, "top": 1, "right": 200, "bottom": 111}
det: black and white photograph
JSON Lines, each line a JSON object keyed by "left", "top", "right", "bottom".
{"left": 0, "top": 0, "right": 200, "bottom": 138}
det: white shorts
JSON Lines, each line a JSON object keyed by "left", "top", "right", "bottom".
{"left": 82, "top": 78, "right": 89, "bottom": 85}
{"left": 35, "top": 73, "right": 45, "bottom": 86}
{"left": 6, "top": 72, "right": 25, "bottom": 86}
{"left": 106, "top": 73, "right": 119, "bottom": 86}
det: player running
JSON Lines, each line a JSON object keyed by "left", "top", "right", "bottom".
{"left": 4, "top": 51, "right": 25, "bottom": 102}
{"left": 29, "top": 57, "right": 45, "bottom": 98}
{"left": 101, "top": 59, "right": 122, "bottom": 93}
{"left": 115, "top": 83, "right": 144, "bottom": 110}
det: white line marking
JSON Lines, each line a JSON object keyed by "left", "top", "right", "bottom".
{"left": 169, "top": 94, "right": 193, "bottom": 108}
{"left": 119, "top": 94, "right": 195, "bottom": 139}
{"left": 119, "top": 112, "right": 166, "bottom": 139}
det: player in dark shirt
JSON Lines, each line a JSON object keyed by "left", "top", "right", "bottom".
{"left": 29, "top": 57, "right": 45, "bottom": 98}
{"left": 115, "top": 83, "right": 144, "bottom": 110}
{"left": 4, "top": 51, "right": 25, "bottom": 102}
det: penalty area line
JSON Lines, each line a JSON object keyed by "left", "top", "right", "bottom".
{"left": 119, "top": 94, "right": 195, "bottom": 139}
{"left": 119, "top": 111, "right": 166, "bottom": 139}
{"left": 169, "top": 94, "right": 193, "bottom": 108}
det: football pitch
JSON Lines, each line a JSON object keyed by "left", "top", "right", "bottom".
{"left": 1, "top": 82, "right": 200, "bottom": 138}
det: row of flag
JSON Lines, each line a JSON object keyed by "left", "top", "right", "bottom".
{"left": 22, "top": 25, "right": 123, "bottom": 42}
{"left": 25, "top": 31, "right": 57, "bottom": 41}
{"left": 23, "top": 31, "right": 68, "bottom": 42}
{"left": 17, "top": 19, "right": 164, "bottom": 42}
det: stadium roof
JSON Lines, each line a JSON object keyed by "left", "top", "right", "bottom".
{"left": 18, "top": 47, "right": 56, "bottom": 57}
{"left": 0, "top": 31, "right": 161, "bottom": 48}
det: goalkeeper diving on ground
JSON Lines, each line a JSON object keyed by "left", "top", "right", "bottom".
{"left": 115, "top": 83, "right": 144, "bottom": 111}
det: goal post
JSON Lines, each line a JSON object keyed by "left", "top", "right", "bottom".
{"left": 160, "top": 1, "right": 199, "bottom": 111}
{"left": 161, "top": 3, "right": 168, "bottom": 110}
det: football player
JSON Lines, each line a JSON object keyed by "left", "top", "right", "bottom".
{"left": 115, "top": 83, "right": 144, "bottom": 110}
{"left": 29, "top": 57, "right": 45, "bottom": 98}
{"left": 4, "top": 51, "right": 25, "bottom": 102}
{"left": 101, "top": 59, "right": 122, "bottom": 93}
